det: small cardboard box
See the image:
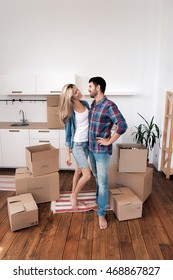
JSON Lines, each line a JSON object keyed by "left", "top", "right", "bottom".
{"left": 7, "top": 193, "right": 38, "bottom": 231}
{"left": 15, "top": 167, "right": 60, "bottom": 203}
{"left": 47, "top": 95, "right": 64, "bottom": 128}
{"left": 26, "top": 143, "right": 59, "bottom": 176}
{"left": 116, "top": 143, "right": 147, "bottom": 172}
{"left": 117, "top": 167, "right": 153, "bottom": 202}
{"left": 109, "top": 187, "right": 142, "bottom": 221}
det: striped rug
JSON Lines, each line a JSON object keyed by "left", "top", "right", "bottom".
{"left": 0, "top": 175, "right": 16, "bottom": 191}
{"left": 51, "top": 190, "right": 98, "bottom": 213}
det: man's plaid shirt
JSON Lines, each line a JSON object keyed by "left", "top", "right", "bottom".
{"left": 88, "top": 96, "right": 127, "bottom": 155}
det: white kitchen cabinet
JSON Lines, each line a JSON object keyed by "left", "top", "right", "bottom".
{"left": 0, "top": 129, "right": 29, "bottom": 167}
{"left": 35, "top": 74, "right": 75, "bottom": 94}
{"left": 29, "top": 129, "right": 59, "bottom": 148}
{"left": 0, "top": 75, "right": 35, "bottom": 95}
{"left": 0, "top": 131, "right": 3, "bottom": 166}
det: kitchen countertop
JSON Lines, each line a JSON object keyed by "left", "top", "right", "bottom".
{"left": 0, "top": 122, "right": 64, "bottom": 130}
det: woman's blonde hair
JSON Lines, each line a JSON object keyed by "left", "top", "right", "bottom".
{"left": 59, "top": 83, "right": 75, "bottom": 124}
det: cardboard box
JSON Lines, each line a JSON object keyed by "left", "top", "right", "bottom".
{"left": 116, "top": 167, "right": 153, "bottom": 202}
{"left": 7, "top": 193, "right": 38, "bottom": 231}
{"left": 47, "top": 95, "right": 64, "bottom": 128}
{"left": 15, "top": 167, "right": 60, "bottom": 203}
{"left": 26, "top": 143, "right": 59, "bottom": 176}
{"left": 108, "top": 164, "right": 153, "bottom": 202}
{"left": 116, "top": 143, "right": 148, "bottom": 172}
{"left": 108, "top": 163, "right": 119, "bottom": 188}
{"left": 109, "top": 187, "right": 142, "bottom": 221}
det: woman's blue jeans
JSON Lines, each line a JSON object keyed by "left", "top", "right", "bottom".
{"left": 89, "top": 151, "right": 111, "bottom": 217}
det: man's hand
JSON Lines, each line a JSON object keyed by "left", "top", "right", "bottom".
{"left": 96, "top": 137, "right": 110, "bottom": 146}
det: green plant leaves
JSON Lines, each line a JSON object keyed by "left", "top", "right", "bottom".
{"left": 132, "top": 113, "right": 162, "bottom": 152}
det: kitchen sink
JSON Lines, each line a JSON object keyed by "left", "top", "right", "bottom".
{"left": 10, "top": 122, "right": 30, "bottom": 127}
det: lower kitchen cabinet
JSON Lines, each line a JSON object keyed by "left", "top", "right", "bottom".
{"left": 29, "top": 129, "right": 59, "bottom": 148}
{"left": 0, "top": 129, "right": 29, "bottom": 167}
{"left": 0, "top": 127, "right": 77, "bottom": 170}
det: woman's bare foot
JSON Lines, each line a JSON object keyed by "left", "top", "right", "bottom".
{"left": 86, "top": 201, "right": 98, "bottom": 209}
{"left": 98, "top": 216, "right": 107, "bottom": 230}
{"left": 70, "top": 194, "right": 78, "bottom": 210}
{"left": 78, "top": 200, "right": 86, "bottom": 206}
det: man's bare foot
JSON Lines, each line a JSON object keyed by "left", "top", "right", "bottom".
{"left": 70, "top": 194, "right": 78, "bottom": 210}
{"left": 98, "top": 216, "right": 107, "bottom": 230}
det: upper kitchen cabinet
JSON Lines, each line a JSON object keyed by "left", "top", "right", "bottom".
{"left": 35, "top": 74, "right": 75, "bottom": 94}
{"left": 0, "top": 75, "right": 35, "bottom": 95}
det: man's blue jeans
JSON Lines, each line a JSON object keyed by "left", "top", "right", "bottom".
{"left": 89, "top": 151, "right": 111, "bottom": 217}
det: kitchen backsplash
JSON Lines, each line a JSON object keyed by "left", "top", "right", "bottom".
{"left": 0, "top": 98, "right": 47, "bottom": 122}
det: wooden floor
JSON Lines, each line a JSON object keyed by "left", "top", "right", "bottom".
{"left": 0, "top": 166, "right": 173, "bottom": 260}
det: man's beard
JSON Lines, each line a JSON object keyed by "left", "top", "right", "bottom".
{"left": 90, "top": 91, "right": 97, "bottom": 98}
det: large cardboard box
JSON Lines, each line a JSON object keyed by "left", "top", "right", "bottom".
{"left": 109, "top": 164, "right": 153, "bottom": 202}
{"left": 15, "top": 168, "right": 60, "bottom": 203}
{"left": 116, "top": 167, "right": 153, "bottom": 202}
{"left": 26, "top": 144, "right": 59, "bottom": 176}
{"left": 109, "top": 187, "right": 142, "bottom": 221}
{"left": 116, "top": 143, "right": 147, "bottom": 172}
{"left": 47, "top": 95, "right": 64, "bottom": 128}
{"left": 108, "top": 164, "right": 119, "bottom": 189}
{"left": 7, "top": 193, "right": 38, "bottom": 231}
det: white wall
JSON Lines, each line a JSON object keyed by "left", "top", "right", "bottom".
{"left": 0, "top": 0, "right": 171, "bottom": 167}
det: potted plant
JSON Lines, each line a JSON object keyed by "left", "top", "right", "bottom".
{"left": 131, "top": 113, "right": 162, "bottom": 160}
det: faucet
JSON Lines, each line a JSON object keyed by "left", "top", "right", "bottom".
{"left": 19, "top": 110, "right": 27, "bottom": 123}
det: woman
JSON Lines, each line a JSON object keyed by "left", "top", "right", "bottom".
{"left": 59, "top": 84, "right": 91, "bottom": 210}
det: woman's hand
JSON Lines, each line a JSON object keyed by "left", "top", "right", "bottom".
{"left": 96, "top": 137, "right": 110, "bottom": 146}
{"left": 66, "top": 155, "right": 72, "bottom": 166}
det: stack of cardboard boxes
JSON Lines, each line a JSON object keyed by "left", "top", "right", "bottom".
{"left": 108, "top": 143, "right": 153, "bottom": 221}
{"left": 47, "top": 95, "right": 64, "bottom": 129}
{"left": 7, "top": 143, "right": 60, "bottom": 231}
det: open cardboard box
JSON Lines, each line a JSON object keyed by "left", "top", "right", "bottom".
{"left": 15, "top": 167, "right": 60, "bottom": 203}
{"left": 109, "top": 187, "right": 142, "bottom": 221}
{"left": 26, "top": 143, "right": 59, "bottom": 177}
{"left": 7, "top": 193, "right": 38, "bottom": 231}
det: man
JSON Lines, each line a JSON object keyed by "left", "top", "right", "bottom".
{"left": 88, "top": 76, "right": 127, "bottom": 229}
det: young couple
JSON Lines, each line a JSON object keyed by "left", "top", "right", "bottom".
{"left": 59, "top": 77, "right": 127, "bottom": 230}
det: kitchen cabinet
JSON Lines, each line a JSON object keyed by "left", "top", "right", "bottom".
{"left": 29, "top": 129, "right": 59, "bottom": 148}
{"left": 0, "top": 129, "right": 29, "bottom": 167}
{"left": 35, "top": 74, "right": 75, "bottom": 94}
{"left": 0, "top": 75, "right": 35, "bottom": 95}
{"left": 0, "top": 73, "right": 75, "bottom": 95}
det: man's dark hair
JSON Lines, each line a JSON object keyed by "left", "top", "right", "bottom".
{"left": 89, "top": 76, "right": 106, "bottom": 93}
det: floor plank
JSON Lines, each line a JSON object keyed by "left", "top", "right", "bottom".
{"left": 0, "top": 167, "right": 173, "bottom": 260}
